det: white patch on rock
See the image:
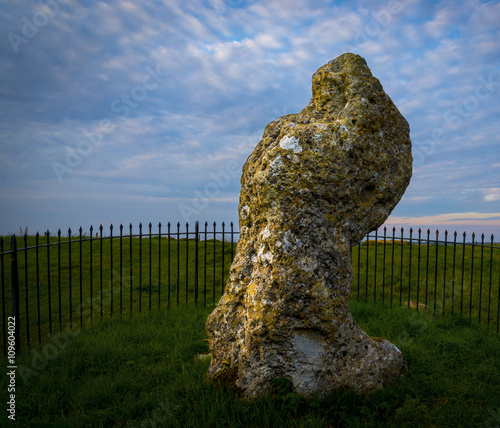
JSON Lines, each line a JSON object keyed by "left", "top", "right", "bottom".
{"left": 269, "top": 155, "right": 284, "bottom": 172}
{"left": 282, "top": 230, "right": 303, "bottom": 254}
{"left": 292, "top": 333, "right": 324, "bottom": 365}
{"left": 289, "top": 332, "right": 325, "bottom": 392}
{"left": 260, "top": 226, "right": 271, "bottom": 240}
{"left": 279, "top": 135, "right": 303, "bottom": 154}
{"left": 240, "top": 205, "right": 250, "bottom": 219}
{"left": 257, "top": 244, "right": 273, "bottom": 265}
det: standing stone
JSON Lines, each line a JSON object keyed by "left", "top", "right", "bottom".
{"left": 206, "top": 53, "right": 412, "bottom": 398}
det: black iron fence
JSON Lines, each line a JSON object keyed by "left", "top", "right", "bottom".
{"left": 354, "top": 227, "right": 499, "bottom": 329}
{"left": 1, "top": 222, "right": 499, "bottom": 355}
{"left": 1, "top": 221, "right": 237, "bottom": 356}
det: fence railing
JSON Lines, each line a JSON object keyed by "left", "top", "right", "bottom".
{"left": 354, "top": 227, "right": 499, "bottom": 329}
{"left": 1, "top": 221, "right": 237, "bottom": 356}
{"left": 1, "top": 222, "right": 499, "bottom": 355}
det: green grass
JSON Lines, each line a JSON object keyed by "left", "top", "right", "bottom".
{"left": 1, "top": 234, "right": 499, "bottom": 354}
{"left": 2, "top": 300, "right": 499, "bottom": 427}
{"left": 1, "top": 235, "right": 234, "bottom": 349}
{"left": 352, "top": 238, "right": 500, "bottom": 326}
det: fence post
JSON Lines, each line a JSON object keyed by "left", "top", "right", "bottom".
{"left": 222, "top": 222, "right": 225, "bottom": 295}
{"left": 10, "top": 236, "right": 21, "bottom": 352}
{"left": 194, "top": 221, "right": 199, "bottom": 304}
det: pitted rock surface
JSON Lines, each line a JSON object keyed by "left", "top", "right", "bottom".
{"left": 206, "top": 53, "right": 412, "bottom": 398}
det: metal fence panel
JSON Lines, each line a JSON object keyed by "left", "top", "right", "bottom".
{"left": 1, "top": 223, "right": 499, "bottom": 355}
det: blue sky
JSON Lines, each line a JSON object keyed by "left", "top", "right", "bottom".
{"left": 0, "top": 0, "right": 499, "bottom": 238}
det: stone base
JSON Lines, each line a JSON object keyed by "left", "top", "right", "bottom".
{"left": 207, "top": 309, "right": 406, "bottom": 398}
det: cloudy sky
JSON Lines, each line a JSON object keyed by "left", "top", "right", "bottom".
{"left": 1, "top": 0, "right": 499, "bottom": 238}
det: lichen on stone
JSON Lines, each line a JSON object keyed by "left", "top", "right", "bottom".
{"left": 206, "top": 53, "right": 412, "bottom": 399}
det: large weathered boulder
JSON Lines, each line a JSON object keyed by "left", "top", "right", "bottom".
{"left": 205, "top": 53, "right": 412, "bottom": 398}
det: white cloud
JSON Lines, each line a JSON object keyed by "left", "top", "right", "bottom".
{"left": 387, "top": 212, "right": 500, "bottom": 227}
{"left": 423, "top": 6, "right": 455, "bottom": 38}
{"left": 482, "top": 189, "right": 500, "bottom": 202}
{"left": 255, "top": 32, "right": 284, "bottom": 50}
